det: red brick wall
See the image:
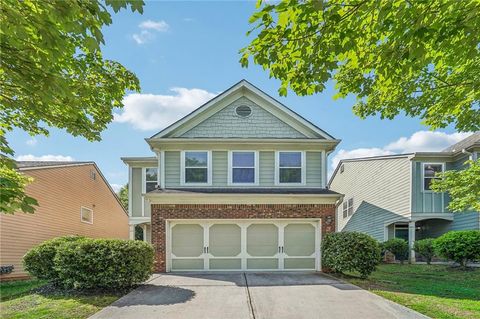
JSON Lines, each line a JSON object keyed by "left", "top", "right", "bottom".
{"left": 151, "top": 203, "right": 336, "bottom": 272}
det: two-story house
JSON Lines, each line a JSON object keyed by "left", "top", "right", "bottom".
{"left": 122, "top": 80, "right": 341, "bottom": 272}
{"left": 329, "top": 132, "right": 480, "bottom": 262}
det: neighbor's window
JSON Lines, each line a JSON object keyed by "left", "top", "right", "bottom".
{"left": 394, "top": 224, "right": 409, "bottom": 241}
{"left": 278, "top": 152, "right": 302, "bottom": 184}
{"left": 145, "top": 167, "right": 158, "bottom": 192}
{"left": 184, "top": 151, "right": 209, "bottom": 184}
{"left": 342, "top": 198, "right": 354, "bottom": 218}
{"left": 231, "top": 151, "right": 256, "bottom": 184}
{"left": 423, "top": 163, "right": 443, "bottom": 191}
{"left": 81, "top": 207, "right": 93, "bottom": 224}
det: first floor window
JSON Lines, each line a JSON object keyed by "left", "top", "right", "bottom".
{"left": 145, "top": 167, "right": 158, "bottom": 192}
{"left": 278, "top": 151, "right": 302, "bottom": 184}
{"left": 184, "top": 151, "right": 209, "bottom": 184}
{"left": 423, "top": 163, "right": 443, "bottom": 190}
{"left": 342, "top": 198, "right": 354, "bottom": 218}
{"left": 81, "top": 207, "right": 93, "bottom": 224}
{"left": 394, "top": 224, "right": 409, "bottom": 241}
{"left": 231, "top": 151, "right": 255, "bottom": 184}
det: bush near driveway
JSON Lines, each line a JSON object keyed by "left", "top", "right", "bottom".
{"left": 413, "top": 238, "right": 435, "bottom": 264}
{"left": 383, "top": 238, "right": 409, "bottom": 263}
{"left": 322, "top": 232, "right": 381, "bottom": 278}
{"left": 55, "top": 238, "right": 154, "bottom": 289}
{"left": 433, "top": 230, "right": 480, "bottom": 267}
{"left": 23, "top": 236, "right": 84, "bottom": 281}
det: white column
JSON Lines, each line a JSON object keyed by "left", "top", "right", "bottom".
{"left": 408, "top": 221, "right": 416, "bottom": 263}
{"left": 142, "top": 224, "right": 147, "bottom": 242}
{"left": 129, "top": 224, "right": 135, "bottom": 240}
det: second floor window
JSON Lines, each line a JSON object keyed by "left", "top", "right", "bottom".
{"left": 184, "top": 151, "right": 209, "bottom": 184}
{"left": 278, "top": 151, "right": 303, "bottom": 184}
{"left": 230, "top": 151, "right": 256, "bottom": 184}
{"left": 342, "top": 198, "right": 354, "bottom": 218}
{"left": 145, "top": 168, "right": 158, "bottom": 192}
{"left": 423, "top": 163, "right": 443, "bottom": 191}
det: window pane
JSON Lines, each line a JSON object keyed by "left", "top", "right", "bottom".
{"left": 348, "top": 198, "right": 353, "bottom": 207}
{"left": 233, "top": 152, "right": 254, "bottom": 167}
{"left": 185, "top": 152, "right": 208, "bottom": 167}
{"left": 348, "top": 206, "right": 353, "bottom": 216}
{"left": 424, "top": 164, "right": 442, "bottom": 177}
{"left": 233, "top": 168, "right": 254, "bottom": 183}
{"left": 185, "top": 168, "right": 207, "bottom": 183}
{"left": 395, "top": 228, "right": 409, "bottom": 241}
{"left": 279, "top": 152, "right": 301, "bottom": 167}
{"left": 146, "top": 168, "right": 157, "bottom": 181}
{"left": 424, "top": 177, "right": 433, "bottom": 190}
{"left": 146, "top": 182, "right": 157, "bottom": 192}
{"left": 280, "top": 168, "right": 301, "bottom": 183}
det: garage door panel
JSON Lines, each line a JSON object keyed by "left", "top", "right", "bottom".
{"left": 172, "top": 259, "right": 204, "bottom": 270}
{"left": 209, "top": 224, "right": 241, "bottom": 257}
{"left": 171, "top": 224, "right": 204, "bottom": 257}
{"left": 209, "top": 258, "right": 242, "bottom": 270}
{"left": 247, "top": 224, "right": 278, "bottom": 257}
{"left": 284, "top": 224, "right": 315, "bottom": 257}
{"left": 247, "top": 258, "right": 279, "bottom": 270}
{"left": 284, "top": 258, "right": 315, "bottom": 269}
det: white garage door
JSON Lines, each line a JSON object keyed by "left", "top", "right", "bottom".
{"left": 168, "top": 220, "right": 321, "bottom": 272}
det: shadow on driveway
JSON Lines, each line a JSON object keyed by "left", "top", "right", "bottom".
{"left": 112, "top": 284, "right": 195, "bottom": 307}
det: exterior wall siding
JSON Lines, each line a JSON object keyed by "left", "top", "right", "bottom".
{"left": 329, "top": 157, "right": 411, "bottom": 241}
{"left": 180, "top": 97, "right": 308, "bottom": 138}
{"left": 411, "top": 161, "right": 445, "bottom": 213}
{"left": 0, "top": 165, "right": 129, "bottom": 279}
{"left": 451, "top": 212, "right": 480, "bottom": 231}
{"left": 131, "top": 168, "right": 142, "bottom": 217}
{"left": 150, "top": 203, "right": 336, "bottom": 272}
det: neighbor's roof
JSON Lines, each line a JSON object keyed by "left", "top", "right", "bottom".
{"left": 147, "top": 188, "right": 340, "bottom": 195}
{"left": 442, "top": 132, "right": 480, "bottom": 153}
{"left": 16, "top": 161, "right": 93, "bottom": 169}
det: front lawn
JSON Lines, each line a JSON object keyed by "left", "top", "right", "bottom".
{"left": 0, "top": 279, "right": 125, "bottom": 319}
{"left": 334, "top": 264, "right": 480, "bottom": 319}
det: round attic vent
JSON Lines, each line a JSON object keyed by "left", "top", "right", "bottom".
{"left": 235, "top": 105, "right": 252, "bottom": 117}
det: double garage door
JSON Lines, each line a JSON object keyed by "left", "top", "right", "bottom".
{"left": 167, "top": 220, "right": 321, "bottom": 272}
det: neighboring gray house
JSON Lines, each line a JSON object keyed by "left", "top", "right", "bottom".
{"left": 122, "top": 80, "right": 341, "bottom": 272}
{"left": 329, "top": 132, "right": 480, "bottom": 262}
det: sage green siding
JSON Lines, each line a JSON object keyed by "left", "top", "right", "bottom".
{"left": 411, "top": 161, "right": 445, "bottom": 213}
{"left": 330, "top": 157, "right": 411, "bottom": 241}
{"left": 131, "top": 168, "right": 142, "bottom": 217}
{"left": 163, "top": 150, "right": 322, "bottom": 187}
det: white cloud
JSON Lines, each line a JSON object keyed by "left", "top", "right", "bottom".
{"left": 133, "top": 19, "right": 169, "bottom": 44}
{"left": 139, "top": 20, "right": 169, "bottom": 32}
{"left": 114, "top": 87, "right": 217, "bottom": 131}
{"left": 110, "top": 183, "right": 123, "bottom": 193}
{"left": 25, "top": 137, "right": 37, "bottom": 146}
{"left": 16, "top": 154, "right": 75, "bottom": 161}
{"left": 330, "top": 131, "right": 473, "bottom": 176}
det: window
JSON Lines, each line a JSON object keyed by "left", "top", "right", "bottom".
{"left": 183, "top": 151, "right": 209, "bottom": 184}
{"left": 342, "top": 198, "right": 354, "bottom": 218}
{"left": 277, "top": 151, "right": 303, "bottom": 184}
{"left": 230, "top": 151, "right": 256, "bottom": 184}
{"left": 394, "top": 224, "right": 409, "bottom": 241}
{"left": 81, "top": 207, "right": 93, "bottom": 224}
{"left": 145, "top": 167, "right": 158, "bottom": 192}
{"left": 423, "top": 163, "right": 443, "bottom": 191}
{"left": 235, "top": 105, "right": 252, "bottom": 117}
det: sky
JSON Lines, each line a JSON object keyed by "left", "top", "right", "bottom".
{"left": 9, "top": 1, "right": 472, "bottom": 191}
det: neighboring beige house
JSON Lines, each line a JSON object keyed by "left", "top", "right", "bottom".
{"left": 0, "top": 161, "right": 129, "bottom": 280}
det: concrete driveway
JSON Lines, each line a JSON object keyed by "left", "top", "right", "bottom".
{"left": 90, "top": 272, "right": 428, "bottom": 319}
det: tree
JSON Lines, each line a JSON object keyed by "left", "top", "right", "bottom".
{"left": 431, "top": 160, "right": 480, "bottom": 212}
{"left": 240, "top": 0, "right": 480, "bottom": 209}
{"left": 117, "top": 184, "right": 129, "bottom": 210}
{"left": 1, "top": 0, "right": 144, "bottom": 213}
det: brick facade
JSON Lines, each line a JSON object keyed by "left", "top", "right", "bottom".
{"left": 151, "top": 203, "right": 336, "bottom": 272}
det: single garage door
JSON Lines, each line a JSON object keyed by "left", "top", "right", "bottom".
{"left": 168, "top": 220, "right": 321, "bottom": 272}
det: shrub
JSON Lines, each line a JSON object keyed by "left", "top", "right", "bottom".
{"left": 383, "top": 238, "right": 409, "bottom": 263}
{"left": 433, "top": 230, "right": 480, "bottom": 267}
{"left": 413, "top": 238, "right": 435, "bottom": 264}
{"left": 322, "top": 232, "right": 381, "bottom": 278}
{"left": 23, "top": 236, "right": 84, "bottom": 281}
{"left": 55, "top": 238, "right": 154, "bottom": 289}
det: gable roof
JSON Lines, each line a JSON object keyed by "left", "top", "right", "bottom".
{"left": 148, "top": 80, "right": 336, "bottom": 140}
{"left": 442, "top": 132, "right": 480, "bottom": 153}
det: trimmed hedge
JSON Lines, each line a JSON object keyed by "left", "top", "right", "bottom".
{"left": 322, "top": 232, "right": 381, "bottom": 278}
{"left": 24, "top": 236, "right": 154, "bottom": 289}
{"left": 23, "top": 236, "right": 84, "bottom": 281}
{"left": 413, "top": 238, "right": 435, "bottom": 264}
{"left": 55, "top": 238, "right": 154, "bottom": 289}
{"left": 383, "top": 238, "right": 409, "bottom": 263}
{"left": 433, "top": 230, "right": 480, "bottom": 267}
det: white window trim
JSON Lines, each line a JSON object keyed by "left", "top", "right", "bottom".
{"left": 80, "top": 206, "right": 93, "bottom": 224}
{"left": 421, "top": 162, "right": 445, "bottom": 193}
{"left": 180, "top": 150, "right": 212, "bottom": 186}
{"left": 342, "top": 197, "right": 354, "bottom": 219}
{"left": 274, "top": 151, "right": 306, "bottom": 186}
{"left": 144, "top": 167, "right": 158, "bottom": 192}
{"left": 227, "top": 150, "right": 259, "bottom": 186}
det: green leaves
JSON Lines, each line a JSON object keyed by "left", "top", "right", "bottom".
{"left": 0, "top": 0, "right": 144, "bottom": 214}
{"left": 241, "top": 0, "right": 480, "bottom": 132}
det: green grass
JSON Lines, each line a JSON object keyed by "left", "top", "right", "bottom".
{"left": 334, "top": 264, "right": 480, "bottom": 319}
{"left": 0, "top": 279, "right": 124, "bottom": 319}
